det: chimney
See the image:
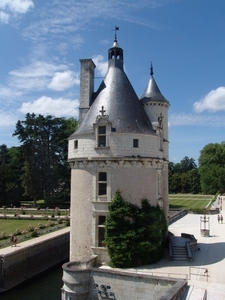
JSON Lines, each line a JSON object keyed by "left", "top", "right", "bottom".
{"left": 79, "top": 59, "right": 96, "bottom": 122}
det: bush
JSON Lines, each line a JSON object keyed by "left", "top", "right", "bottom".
{"left": 31, "top": 231, "right": 38, "bottom": 237}
{"left": 104, "top": 191, "right": 168, "bottom": 268}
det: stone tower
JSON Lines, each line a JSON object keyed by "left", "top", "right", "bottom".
{"left": 67, "top": 35, "right": 170, "bottom": 265}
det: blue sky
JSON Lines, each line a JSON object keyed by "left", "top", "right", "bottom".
{"left": 0, "top": 0, "right": 225, "bottom": 164}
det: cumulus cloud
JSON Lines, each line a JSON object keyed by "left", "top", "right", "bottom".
{"left": 1, "top": 61, "right": 72, "bottom": 96}
{"left": 0, "top": 0, "right": 34, "bottom": 23}
{"left": 48, "top": 71, "right": 79, "bottom": 91}
{"left": 92, "top": 55, "right": 108, "bottom": 77}
{"left": 0, "top": 111, "right": 18, "bottom": 126}
{"left": 0, "top": 0, "right": 34, "bottom": 13}
{"left": 193, "top": 87, "right": 225, "bottom": 113}
{"left": 19, "top": 96, "right": 79, "bottom": 117}
{"left": 0, "top": 11, "right": 9, "bottom": 23}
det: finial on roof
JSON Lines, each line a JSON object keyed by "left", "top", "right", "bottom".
{"left": 114, "top": 26, "right": 119, "bottom": 41}
{"left": 150, "top": 62, "right": 154, "bottom": 76}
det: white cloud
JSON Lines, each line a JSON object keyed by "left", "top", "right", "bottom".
{"left": 48, "top": 71, "right": 79, "bottom": 91}
{"left": 1, "top": 61, "right": 72, "bottom": 96}
{"left": 0, "top": 11, "right": 9, "bottom": 23}
{"left": 0, "top": 0, "right": 34, "bottom": 23}
{"left": 169, "top": 113, "right": 225, "bottom": 127}
{"left": 19, "top": 96, "right": 79, "bottom": 117}
{"left": 0, "top": 0, "right": 34, "bottom": 14}
{"left": 193, "top": 87, "right": 225, "bottom": 113}
{"left": 0, "top": 111, "right": 18, "bottom": 126}
{"left": 92, "top": 55, "right": 108, "bottom": 77}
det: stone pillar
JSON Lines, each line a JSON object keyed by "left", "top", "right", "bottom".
{"left": 61, "top": 256, "right": 97, "bottom": 300}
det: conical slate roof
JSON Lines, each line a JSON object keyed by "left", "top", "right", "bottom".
{"left": 74, "top": 41, "right": 155, "bottom": 136}
{"left": 140, "top": 64, "right": 169, "bottom": 104}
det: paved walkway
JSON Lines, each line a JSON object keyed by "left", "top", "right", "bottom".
{"left": 136, "top": 195, "right": 225, "bottom": 299}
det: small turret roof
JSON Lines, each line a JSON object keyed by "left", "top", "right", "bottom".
{"left": 140, "top": 63, "right": 169, "bottom": 104}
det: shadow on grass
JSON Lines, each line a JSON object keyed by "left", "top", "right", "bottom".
{"left": 169, "top": 204, "right": 185, "bottom": 209}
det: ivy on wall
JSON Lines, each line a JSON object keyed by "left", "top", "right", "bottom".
{"left": 104, "top": 191, "right": 168, "bottom": 268}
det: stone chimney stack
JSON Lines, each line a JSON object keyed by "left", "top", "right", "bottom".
{"left": 79, "top": 59, "right": 96, "bottom": 122}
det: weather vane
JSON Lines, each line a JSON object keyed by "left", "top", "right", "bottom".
{"left": 113, "top": 26, "right": 119, "bottom": 41}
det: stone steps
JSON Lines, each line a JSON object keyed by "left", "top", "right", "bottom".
{"left": 172, "top": 245, "right": 188, "bottom": 261}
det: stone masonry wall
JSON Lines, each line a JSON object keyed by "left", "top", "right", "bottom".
{"left": 0, "top": 228, "right": 69, "bottom": 293}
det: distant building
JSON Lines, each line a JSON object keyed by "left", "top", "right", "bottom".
{"left": 67, "top": 33, "right": 170, "bottom": 264}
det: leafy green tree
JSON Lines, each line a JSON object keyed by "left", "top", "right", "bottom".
{"left": 104, "top": 191, "right": 168, "bottom": 268}
{"left": 199, "top": 143, "right": 225, "bottom": 194}
{"left": 0, "top": 145, "right": 24, "bottom": 205}
{"left": 169, "top": 156, "right": 198, "bottom": 194}
{"left": 169, "top": 173, "right": 182, "bottom": 193}
{"left": 187, "top": 168, "right": 201, "bottom": 194}
{"left": 13, "top": 113, "right": 77, "bottom": 206}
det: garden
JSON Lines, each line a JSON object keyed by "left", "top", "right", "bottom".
{"left": 0, "top": 206, "right": 70, "bottom": 249}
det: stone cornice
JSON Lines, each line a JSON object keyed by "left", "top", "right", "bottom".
{"left": 68, "top": 157, "right": 168, "bottom": 169}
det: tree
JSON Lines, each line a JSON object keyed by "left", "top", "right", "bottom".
{"left": 13, "top": 113, "right": 77, "bottom": 206}
{"left": 187, "top": 168, "right": 201, "bottom": 194}
{"left": 169, "top": 156, "right": 199, "bottom": 194}
{"left": 104, "top": 191, "right": 168, "bottom": 268}
{"left": 199, "top": 143, "right": 225, "bottom": 194}
{"left": 0, "top": 145, "right": 24, "bottom": 205}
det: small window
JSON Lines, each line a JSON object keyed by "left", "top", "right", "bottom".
{"left": 99, "top": 215, "right": 106, "bottom": 225}
{"left": 74, "top": 140, "right": 78, "bottom": 149}
{"left": 98, "top": 216, "right": 106, "bottom": 246}
{"left": 98, "top": 172, "right": 107, "bottom": 196}
{"left": 133, "top": 139, "right": 139, "bottom": 148}
{"left": 98, "top": 126, "right": 106, "bottom": 147}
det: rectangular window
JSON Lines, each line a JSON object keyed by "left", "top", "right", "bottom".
{"left": 98, "top": 216, "right": 106, "bottom": 247}
{"left": 98, "top": 126, "right": 106, "bottom": 147}
{"left": 133, "top": 139, "right": 139, "bottom": 148}
{"left": 98, "top": 172, "right": 107, "bottom": 196}
{"left": 74, "top": 140, "right": 78, "bottom": 149}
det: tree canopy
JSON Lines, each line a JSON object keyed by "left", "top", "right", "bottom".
{"left": 169, "top": 156, "right": 201, "bottom": 194}
{"left": 12, "top": 113, "right": 77, "bottom": 206}
{"left": 199, "top": 142, "right": 225, "bottom": 194}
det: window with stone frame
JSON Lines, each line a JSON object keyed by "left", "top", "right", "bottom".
{"left": 98, "top": 215, "right": 106, "bottom": 247}
{"left": 98, "top": 172, "right": 107, "bottom": 196}
{"left": 133, "top": 139, "right": 139, "bottom": 148}
{"left": 74, "top": 140, "right": 78, "bottom": 149}
{"left": 157, "top": 172, "right": 161, "bottom": 196}
{"left": 98, "top": 126, "right": 106, "bottom": 147}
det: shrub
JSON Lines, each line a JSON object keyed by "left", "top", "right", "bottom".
{"left": 31, "top": 231, "right": 38, "bottom": 237}
{"left": 104, "top": 191, "right": 168, "bottom": 268}
{"left": 28, "top": 225, "right": 34, "bottom": 232}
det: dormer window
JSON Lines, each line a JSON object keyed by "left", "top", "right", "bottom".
{"left": 94, "top": 106, "right": 111, "bottom": 149}
{"left": 98, "top": 126, "right": 106, "bottom": 147}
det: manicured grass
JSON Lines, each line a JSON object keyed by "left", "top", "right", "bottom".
{"left": 0, "top": 219, "right": 55, "bottom": 236}
{"left": 169, "top": 194, "right": 213, "bottom": 210}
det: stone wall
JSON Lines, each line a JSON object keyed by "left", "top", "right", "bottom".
{"left": 0, "top": 228, "right": 69, "bottom": 293}
{"left": 62, "top": 257, "right": 187, "bottom": 300}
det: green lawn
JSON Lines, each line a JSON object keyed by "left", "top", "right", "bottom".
{"left": 169, "top": 194, "right": 213, "bottom": 210}
{"left": 0, "top": 219, "right": 57, "bottom": 236}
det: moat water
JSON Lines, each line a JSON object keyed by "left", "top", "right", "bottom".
{"left": 1, "top": 265, "right": 63, "bottom": 300}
